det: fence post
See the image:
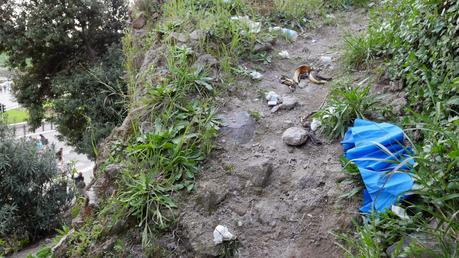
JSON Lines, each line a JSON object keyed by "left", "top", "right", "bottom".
{"left": 23, "top": 124, "right": 26, "bottom": 137}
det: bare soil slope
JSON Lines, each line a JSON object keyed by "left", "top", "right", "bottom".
{"left": 172, "top": 9, "right": 369, "bottom": 258}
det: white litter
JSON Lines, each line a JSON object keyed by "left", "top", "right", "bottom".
{"left": 310, "top": 118, "right": 322, "bottom": 132}
{"left": 391, "top": 205, "right": 410, "bottom": 220}
{"left": 270, "top": 27, "right": 298, "bottom": 41}
{"left": 249, "top": 70, "right": 263, "bottom": 80}
{"left": 213, "top": 225, "right": 236, "bottom": 245}
{"left": 230, "top": 16, "right": 261, "bottom": 33}
{"left": 278, "top": 50, "right": 290, "bottom": 59}
{"left": 265, "top": 91, "right": 281, "bottom": 106}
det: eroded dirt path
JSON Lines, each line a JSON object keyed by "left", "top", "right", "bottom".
{"left": 175, "top": 9, "right": 369, "bottom": 258}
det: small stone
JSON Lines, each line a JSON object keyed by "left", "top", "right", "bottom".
{"left": 190, "top": 29, "right": 205, "bottom": 41}
{"left": 282, "top": 127, "right": 309, "bottom": 146}
{"left": 254, "top": 42, "right": 273, "bottom": 53}
{"left": 170, "top": 32, "right": 189, "bottom": 43}
{"left": 192, "top": 54, "right": 218, "bottom": 70}
{"left": 280, "top": 96, "right": 298, "bottom": 109}
{"left": 132, "top": 14, "right": 146, "bottom": 29}
{"left": 241, "top": 159, "right": 273, "bottom": 188}
{"left": 237, "top": 221, "right": 243, "bottom": 227}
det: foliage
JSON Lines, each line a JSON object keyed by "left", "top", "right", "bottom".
{"left": 0, "top": 0, "right": 128, "bottom": 158}
{"left": 51, "top": 46, "right": 128, "bottom": 157}
{"left": 0, "top": 122, "right": 72, "bottom": 255}
{"left": 315, "top": 79, "right": 383, "bottom": 139}
{"left": 338, "top": 0, "right": 459, "bottom": 255}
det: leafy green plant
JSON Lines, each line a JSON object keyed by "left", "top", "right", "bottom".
{"left": 315, "top": 81, "right": 382, "bottom": 139}
{"left": 118, "top": 171, "right": 177, "bottom": 247}
{"left": 0, "top": 122, "right": 73, "bottom": 255}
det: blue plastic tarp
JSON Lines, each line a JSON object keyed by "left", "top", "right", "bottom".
{"left": 341, "top": 119, "right": 415, "bottom": 214}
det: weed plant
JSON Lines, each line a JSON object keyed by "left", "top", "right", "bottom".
{"left": 336, "top": 0, "right": 459, "bottom": 256}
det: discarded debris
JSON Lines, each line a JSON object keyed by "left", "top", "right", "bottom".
{"left": 391, "top": 205, "right": 410, "bottom": 220}
{"left": 271, "top": 27, "right": 298, "bottom": 41}
{"left": 280, "top": 65, "right": 332, "bottom": 89}
{"left": 231, "top": 16, "right": 261, "bottom": 33}
{"left": 310, "top": 118, "right": 322, "bottom": 132}
{"left": 213, "top": 225, "right": 236, "bottom": 245}
{"left": 342, "top": 119, "right": 415, "bottom": 214}
{"left": 278, "top": 50, "right": 290, "bottom": 59}
{"left": 265, "top": 91, "right": 281, "bottom": 106}
{"left": 279, "top": 75, "right": 297, "bottom": 91}
{"left": 250, "top": 70, "right": 263, "bottom": 80}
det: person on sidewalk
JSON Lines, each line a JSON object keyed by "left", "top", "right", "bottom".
{"left": 56, "top": 147, "right": 63, "bottom": 165}
{"left": 39, "top": 134, "right": 49, "bottom": 147}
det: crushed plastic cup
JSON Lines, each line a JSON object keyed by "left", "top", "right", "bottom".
{"left": 271, "top": 27, "right": 298, "bottom": 41}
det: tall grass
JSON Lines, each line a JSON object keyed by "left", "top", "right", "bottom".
{"left": 335, "top": 0, "right": 459, "bottom": 255}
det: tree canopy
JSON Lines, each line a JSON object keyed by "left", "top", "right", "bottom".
{"left": 0, "top": 0, "right": 128, "bottom": 157}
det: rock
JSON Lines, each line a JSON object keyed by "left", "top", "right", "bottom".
{"left": 392, "top": 97, "right": 407, "bottom": 115}
{"left": 265, "top": 91, "right": 281, "bottom": 107}
{"left": 170, "top": 32, "right": 189, "bottom": 43}
{"left": 193, "top": 54, "right": 218, "bottom": 70}
{"left": 93, "top": 238, "right": 116, "bottom": 257}
{"left": 105, "top": 164, "right": 123, "bottom": 179}
{"left": 190, "top": 29, "right": 206, "bottom": 41}
{"left": 213, "top": 225, "right": 236, "bottom": 245}
{"left": 132, "top": 14, "right": 146, "bottom": 29}
{"left": 219, "top": 111, "right": 256, "bottom": 144}
{"left": 71, "top": 216, "right": 84, "bottom": 228}
{"left": 282, "top": 127, "right": 309, "bottom": 146}
{"left": 271, "top": 96, "right": 298, "bottom": 112}
{"left": 253, "top": 42, "right": 273, "bottom": 53}
{"left": 51, "top": 229, "right": 75, "bottom": 255}
{"left": 86, "top": 187, "right": 98, "bottom": 208}
{"left": 195, "top": 182, "right": 228, "bottom": 215}
{"left": 242, "top": 159, "right": 273, "bottom": 188}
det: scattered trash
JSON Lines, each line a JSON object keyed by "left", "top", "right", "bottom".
{"left": 271, "top": 27, "right": 298, "bottom": 41}
{"left": 231, "top": 16, "right": 261, "bottom": 34}
{"left": 279, "top": 75, "right": 297, "bottom": 91}
{"left": 280, "top": 65, "right": 332, "bottom": 89}
{"left": 278, "top": 50, "right": 290, "bottom": 59}
{"left": 310, "top": 118, "right": 321, "bottom": 131}
{"left": 265, "top": 91, "right": 281, "bottom": 106}
{"left": 250, "top": 70, "right": 263, "bottom": 80}
{"left": 293, "top": 65, "right": 313, "bottom": 84}
{"left": 213, "top": 225, "right": 236, "bottom": 245}
{"left": 341, "top": 119, "right": 415, "bottom": 214}
{"left": 391, "top": 205, "right": 410, "bottom": 220}
{"left": 319, "top": 55, "right": 333, "bottom": 65}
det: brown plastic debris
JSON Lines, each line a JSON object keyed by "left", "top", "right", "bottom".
{"left": 280, "top": 65, "right": 332, "bottom": 90}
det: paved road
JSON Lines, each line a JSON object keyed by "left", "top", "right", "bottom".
{"left": 18, "top": 125, "right": 95, "bottom": 185}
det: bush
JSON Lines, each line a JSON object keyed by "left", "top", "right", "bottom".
{"left": 315, "top": 80, "right": 383, "bottom": 139}
{"left": 337, "top": 0, "right": 459, "bottom": 255}
{"left": 0, "top": 123, "right": 72, "bottom": 254}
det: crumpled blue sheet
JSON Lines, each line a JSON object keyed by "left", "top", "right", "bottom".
{"left": 341, "top": 119, "right": 415, "bottom": 214}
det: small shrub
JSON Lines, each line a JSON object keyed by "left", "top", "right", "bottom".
{"left": 315, "top": 81, "right": 382, "bottom": 139}
{"left": 0, "top": 123, "right": 72, "bottom": 255}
